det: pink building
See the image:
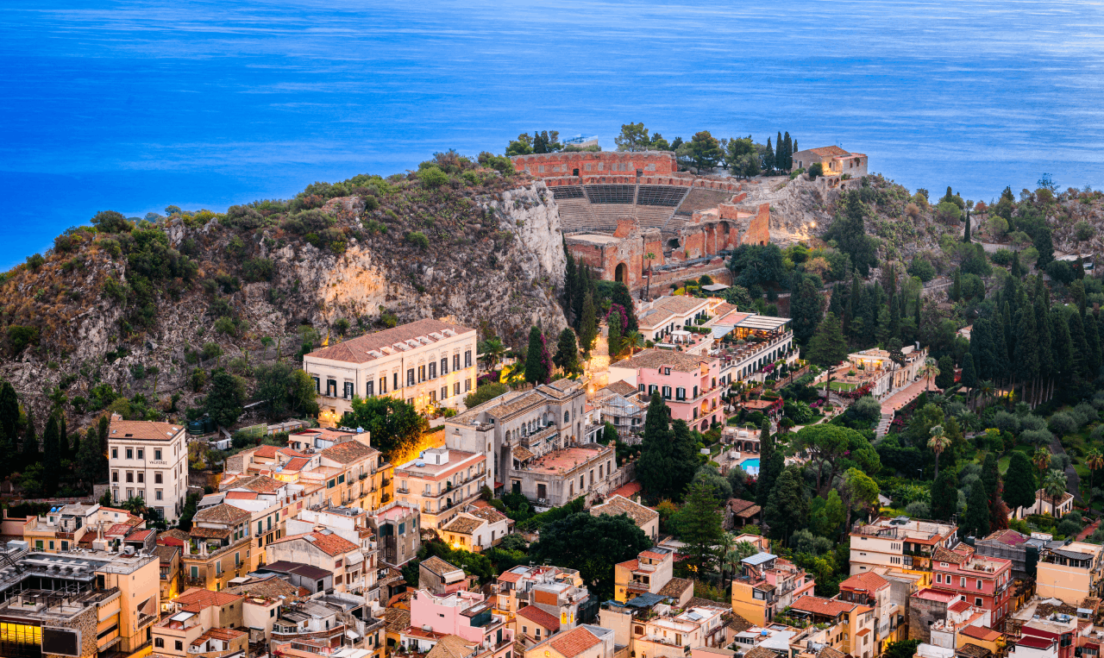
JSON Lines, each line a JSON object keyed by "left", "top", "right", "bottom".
{"left": 608, "top": 349, "right": 722, "bottom": 432}
{"left": 931, "top": 545, "right": 1014, "bottom": 626}
{"left": 408, "top": 589, "right": 514, "bottom": 656}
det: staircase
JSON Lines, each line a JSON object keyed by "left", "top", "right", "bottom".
{"left": 875, "top": 411, "right": 894, "bottom": 438}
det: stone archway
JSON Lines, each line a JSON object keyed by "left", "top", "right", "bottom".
{"left": 615, "top": 262, "right": 628, "bottom": 285}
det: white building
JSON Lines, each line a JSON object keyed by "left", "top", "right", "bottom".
{"left": 108, "top": 415, "right": 189, "bottom": 522}
{"left": 394, "top": 447, "right": 489, "bottom": 529}
{"left": 438, "top": 506, "right": 511, "bottom": 552}
{"left": 303, "top": 318, "right": 478, "bottom": 424}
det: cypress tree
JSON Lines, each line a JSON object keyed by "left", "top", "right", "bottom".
{"left": 563, "top": 247, "right": 576, "bottom": 325}
{"left": 98, "top": 414, "right": 110, "bottom": 460}
{"left": 59, "top": 415, "right": 69, "bottom": 462}
{"left": 608, "top": 309, "right": 623, "bottom": 360}
{"left": 1015, "top": 298, "right": 1039, "bottom": 397}
{"left": 552, "top": 328, "right": 579, "bottom": 374}
{"left": 964, "top": 482, "right": 990, "bottom": 537}
{"left": 1086, "top": 313, "right": 1102, "bottom": 379}
{"left": 524, "top": 326, "right": 551, "bottom": 385}
{"left": 1035, "top": 297, "right": 1052, "bottom": 399}
{"left": 0, "top": 382, "right": 18, "bottom": 444}
{"left": 763, "top": 466, "right": 808, "bottom": 542}
{"left": 964, "top": 207, "right": 972, "bottom": 242}
{"left": 1070, "top": 312, "right": 1091, "bottom": 379}
{"left": 991, "top": 310, "right": 1010, "bottom": 383}
{"left": 792, "top": 139, "right": 798, "bottom": 155}
{"left": 756, "top": 420, "right": 779, "bottom": 508}
{"left": 579, "top": 289, "right": 597, "bottom": 354}
{"left": 776, "top": 131, "right": 783, "bottom": 170}
{"left": 764, "top": 137, "right": 775, "bottom": 172}
{"left": 783, "top": 132, "right": 793, "bottom": 170}
{"left": 43, "top": 414, "right": 59, "bottom": 496}
{"left": 610, "top": 283, "right": 638, "bottom": 331}
{"left": 982, "top": 453, "right": 1001, "bottom": 501}
{"left": 1004, "top": 451, "right": 1037, "bottom": 512}
{"left": 961, "top": 353, "right": 978, "bottom": 390}
{"left": 22, "top": 410, "right": 38, "bottom": 466}
{"left": 1051, "top": 310, "right": 1074, "bottom": 381}
{"left": 951, "top": 270, "right": 962, "bottom": 301}
{"left": 930, "top": 469, "right": 959, "bottom": 521}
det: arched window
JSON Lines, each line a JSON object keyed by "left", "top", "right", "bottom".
{"left": 564, "top": 411, "right": 570, "bottom": 423}
{"left": 155, "top": 639, "right": 165, "bottom": 649}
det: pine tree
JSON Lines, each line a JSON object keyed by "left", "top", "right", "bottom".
{"left": 1011, "top": 250, "right": 1024, "bottom": 279}
{"left": 42, "top": 414, "right": 59, "bottom": 496}
{"left": 930, "top": 469, "right": 959, "bottom": 521}
{"left": 792, "top": 139, "right": 798, "bottom": 155}
{"left": 806, "top": 312, "right": 849, "bottom": 393}
{"left": 680, "top": 481, "right": 724, "bottom": 573}
{"left": 553, "top": 328, "right": 579, "bottom": 374}
{"left": 579, "top": 290, "right": 597, "bottom": 354}
{"left": 763, "top": 466, "right": 808, "bottom": 542}
{"left": 524, "top": 326, "right": 551, "bottom": 385}
{"left": 22, "top": 410, "right": 38, "bottom": 466}
{"left": 964, "top": 482, "right": 990, "bottom": 537}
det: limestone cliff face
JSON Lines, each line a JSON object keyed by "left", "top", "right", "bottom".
{"left": 0, "top": 177, "right": 568, "bottom": 424}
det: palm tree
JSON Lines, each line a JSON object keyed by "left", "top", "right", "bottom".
{"left": 1033, "top": 447, "right": 1052, "bottom": 487}
{"left": 481, "top": 338, "right": 505, "bottom": 369}
{"left": 922, "top": 357, "right": 940, "bottom": 392}
{"left": 977, "top": 380, "right": 995, "bottom": 410}
{"left": 624, "top": 330, "right": 644, "bottom": 355}
{"left": 1043, "top": 469, "right": 1068, "bottom": 517}
{"left": 928, "top": 425, "right": 950, "bottom": 479}
{"left": 1087, "top": 448, "right": 1104, "bottom": 500}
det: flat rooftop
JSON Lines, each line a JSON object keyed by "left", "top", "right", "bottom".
{"left": 521, "top": 446, "right": 609, "bottom": 475}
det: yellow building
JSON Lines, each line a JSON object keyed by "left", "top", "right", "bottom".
{"left": 22, "top": 502, "right": 143, "bottom": 552}
{"left": 152, "top": 588, "right": 245, "bottom": 656}
{"left": 0, "top": 546, "right": 160, "bottom": 658}
{"left": 179, "top": 504, "right": 254, "bottom": 592}
{"left": 1036, "top": 541, "right": 1104, "bottom": 605}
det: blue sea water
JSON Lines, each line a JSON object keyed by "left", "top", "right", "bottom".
{"left": 2, "top": 0, "right": 1104, "bottom": 268}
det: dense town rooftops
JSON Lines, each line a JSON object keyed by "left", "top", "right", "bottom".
{"left": 109, "top": 417, "right": 183, "bottom": 441}
{"left": 789, "top": 596, "right": 859, "bottom": 618}
{"left": 839, "top": 571, "right": 890, "bottom": 593}
{"left": 615, "top": 349, "right": 713, "bottom": 373}
{"left": 306, "top": 318, "right": 475, "bottom": 364}
{"left": 175, "top": 588, "right": 243, "bottom": 612}
{"left": 322, "top": 439, "right": 379, "bottom": 463}
{"left": 273, "top": 531, "right": 358, "bottom": 556}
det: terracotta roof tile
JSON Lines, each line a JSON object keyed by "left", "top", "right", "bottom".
{"left": 426, "top": 635, "right": 476, "bottom": 658}
{"left": 174, "top": 588, "right": 243, "bottom": 612}
{"left": 839, "top": 571, "right": 889, "bottom": 593}
{"left": 591, "top": 495, "right": 658, "bottom": 526}
{"left": 193, "top": 504, "right": 252, "bottom": 525}
{"left": 549, "top": 627, "right": 600, "bottom": 658}
{"left": 517, "top": 605, "right": 561, "bottom": 632}
{"left": 962, "top": 625, "right": 1002, "bottom": 642}
{"left": 273, "top": 531, "right": 358, "bottom": 556}
{"left": 109, "top": 418, "right": 184, "bottom": 442}
{"left": 659, "top": 577, "right": 692, "bottom": 598}
{"left": 321, "top": 440, "right": 378, "bottom": 464}
{"left": 469, "top": 506, "right": 507, "bottom": 525}
{"left": 254, "top": 445, "right": 279, "bottom": 459}
{"left": 421, "top": 556, "right": 462, "bottom": 576}
{"left": 306, "top": 319, "right": 475, "bottom": 364}
{"left": 384, "top": 608, "right": 411, "bottom": 632}
{"left": 442, "top": 515, "right": 484, "bottom": 535}
{"left": 618, "top": 349, "right": 713, "bottom": 374}
{"left": 789, "top": 595, "right": 855, "bottom": 617}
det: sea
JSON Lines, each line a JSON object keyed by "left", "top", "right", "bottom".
{"left": 1, "top": 0, "right": 1103, "bottom": 268}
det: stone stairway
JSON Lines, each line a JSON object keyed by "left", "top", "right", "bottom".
{"left": 875, "top": 411, "right": 894, "bottom": 438}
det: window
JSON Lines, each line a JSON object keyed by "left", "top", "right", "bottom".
{"left": 465, "top": 379, "right": 472, "bottom": 392}
{"left": 676, "top": 387, "right": 686, "bottom": 400}
{"left": 191, "top": 566, "right": 199, "bottom": 578}
{"left": 960, "top": 577, "right": 966, "bottom": 587}
{"left": 235, "top": 552, "right": 241, "bottom": 566}
{"left": 419, "top": 365, "right": 426, "bottom": 382}
{"left": 154, "top": 449, "right": 162, "bottom": 460}
{"left": 454, "top": 354, "right": 460, "bottom": 370}
{"left": 326, "top": 379, "right": 337, "bottom": 396}
{"left": 155, "top": 638, "right": 164, "bottom": 648}
{"left": 49, "top": 541, "right": 54, "bottom": 550}
{"left": 429, "top": 362, "right": 437, "bottom": 379}
{"left": 137, "top": 449, "right": 144, "bottom": 459}
{"left": 126, "top": 472, "right": 134, "bottom": 483}
{"left": 379, "top": 377, "right": 387, "bottom": 394}
{"left": 155, "top": 489, "right": 162, "bottom": 501}
{"left": 176, "top": 641, "right": 183, "bottom": 651}
{"left": 441, "top": 357, "right": 448, "bottom": 374}
{"left": 137, "top": 472, "right": 144, "bottom": 483}
{"left": 429, "top": 390, "right": 437, "bottom": 403}
{"left": 441, "top": 386, "right": 448, "bottom": 400}
{"left": 662, "top": 386, "right": 671, "bottom": 399}
{"left": 454, "top": 382, "right": 460, "bottom": 396}
{"left": 975, "top": 597, "right": 983, "bottom": 607}
{"left": 976, "top": 579, "right": 983, "bottom": 589}
{"left": 112, "top": 448, "right": 118, "bottom": 459}
{"left": 407, "top": 369, "right": 415, "bottom": 386}
{"left": 393, "top": 372, "right": 399, "bottom": 391}
{"left": 936, "top": 574, "right": 942, "bottom": 583}
{"left": 61, "top": 541, "right": 68, "bottom": 551}
{"left": 112, "top": 471, "right": 119, "bottom": 482}
{"left": 344, "top": 382, "right": 354, "bottom": 399}
{"left": 465, "top": 350, "right": 472, "bottom": 367}
{"left": 126, "top": 448, "right": 133, "bottom": 459}
{"left": 313, "top": 376, "right": 320, "bottom": 393}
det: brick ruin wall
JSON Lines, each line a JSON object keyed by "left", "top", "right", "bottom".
{"left": 513, "top": 151, "right": 677, "bottom": 178}
{"left": 566, "top": 203, "right": 770, "bottom": 291}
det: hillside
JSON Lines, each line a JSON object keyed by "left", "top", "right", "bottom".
{"left": 0, "top": 153, "right": 567, "bottom": 424}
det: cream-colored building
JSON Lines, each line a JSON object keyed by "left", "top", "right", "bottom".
{"left": 850, "top": 516, "right": 959, "bottom": 584}
{"left": 1013, "top": 489, "right": 1076, "bottom": 520}
{"left": 303, "top": 318, "right": 478, "bottom": 423}
{"left": 108, "top": 415, "right": 189, "bottom": 522}
{"left": 394, "top": 447, "right": 488, "bottom": 529}
{"left": 1036, "top": 541, "right": 1104, "bottom": 605}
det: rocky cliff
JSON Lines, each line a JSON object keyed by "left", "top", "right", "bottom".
{"left": 0, "top": 157, "right": 568, "bottom": 424}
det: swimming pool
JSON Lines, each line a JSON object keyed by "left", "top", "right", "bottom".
{"left": 739, "top": 458, "right": 761, "bottom": 476}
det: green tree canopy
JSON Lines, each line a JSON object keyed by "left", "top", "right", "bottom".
{"left": 636, "top": 394, "right": 697, "bottom": 501}
{"left": 679, "top": 481, "right": 724, "bottom": 573}
{"left": 1004, "top": 451, "right": 1038, "bottom": 511}
{"left": 529, "top": 512, "right": 652, "bottom": 600}
{"left": 342, "top": 396, "right": 429, "bottom": 461}
{"left": 763, "top": 466, "right": 809, "bottom": 542}
{"left": 204, "top": 372, "right": 246, "bottom": 428}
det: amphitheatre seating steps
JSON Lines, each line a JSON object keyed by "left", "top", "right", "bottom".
{"left": 557, "top": 198, "right": 600, "bottom": 232}
{"left": 551, "top": 185, "right": 586, "bottom": 200}
{"left": 675, "top": 187, "right": 734, "bottom": 216}
{"left": 588, "top": 204, "right": 637, "bottom": 229}
{"left": 584, "top": 184, "right": 636, "bottom": 204}
{"left": 637, "top": 185, "right": 688, "bottom": 207}
{"left": 633, "top": 206, "right": 678, "bottom": 228}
